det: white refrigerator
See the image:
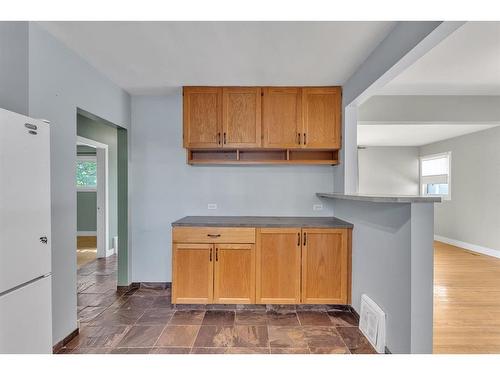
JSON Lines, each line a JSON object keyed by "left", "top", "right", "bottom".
{"left": 0, "top": 108, "right": 52, "bottom": 353}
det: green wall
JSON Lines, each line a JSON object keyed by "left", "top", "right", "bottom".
{"left": 76, "top": 192, "right": 97, "bottom": 231}
{"left": 117, "top": 127, "right": 128, "bottom": 286}
{"left": 76, "top": 145, "right": 97, "bottom": 232}
{"left": 77, "top": 114, "right": 118, "bottom": 248}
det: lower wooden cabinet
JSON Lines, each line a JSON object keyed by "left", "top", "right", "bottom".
{"left": 256, "top": 228, "right": 301, "bottom": 304}
{"left": 172, "top": 243, "right": 214, "bottom": 304}
{"left": 301, "top": 229, "right": 350, "bottom": 304}
{"left": 172, "top": 239, "right": 256, "bottom": 304}
{"left": 172, "top": 226, "right": 351, "bottom": 305}
{"left": 214, "top": 244, "right": 255, "bottom": 304}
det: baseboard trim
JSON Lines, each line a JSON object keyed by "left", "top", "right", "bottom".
{"left": 52, "top": 328, "right": 79, "bottom": 354}
{"left": 116, "top": 282, "right": 140, "bottom": 294}
{"left": 435, "top": 235, "right": 500, "bottom": 259}
{"left": 105, "top": 247, "right": 115, "bottom": 257}
{"left": 77, "top": 231, "right": 96, "bottom": 236}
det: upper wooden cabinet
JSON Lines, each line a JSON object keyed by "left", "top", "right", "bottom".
{"left": 302, "top": 87, "right": 341, "bottom": 149}
{"left": 183, "top": 86, "right": 341, "bottom": 164}
{"left": 262, "top": 87, "right": 302, "bottom": 148}
{"left": 183, "top": 87, "right": 222, "bottom": 148}
{"left": 222, "top": 87, "right": 262, "bottom": 148}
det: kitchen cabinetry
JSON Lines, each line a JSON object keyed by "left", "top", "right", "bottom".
{"left": 172, "top": 227, "right": 256, "bottom": 304}
{"left": 262, "top": 87, "right": 302, "bottom": 148}
{"left": 172, "top": 243, "right": 214, "bottom": 304}
{"left": 302, "top": 87, "right": 342, "bottom": 149}
{"left": 183, "top": 86, "right": 341, "bottom": 165}
{"left": 301, "top": 228, "right": 350, "bottom": 304}
{"left": 172, "top": 222, "right": 352, "bottom": 305}
{"left": 183, "top": 87, "right": 222, "bottom": 149}
{"left": 222, "top": 87, "right": 261, "bottom": 148}
{"left": 213, "top": 244, "right": 255, "bottom": 304}
{"left": 256, "top": 228, "right": 301, "bottom": 304}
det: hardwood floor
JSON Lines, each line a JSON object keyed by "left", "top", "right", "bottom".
{"left": 77, "top": 236, "right": 97, "bottom": 269}
{"left": 434, "top": 241, "right": 500, "bottom": 353}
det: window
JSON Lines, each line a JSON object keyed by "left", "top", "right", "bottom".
{"left": 76, "top": 156, "right": 97, "bottom": 191}
{"left": 420, "top": 152, "right": 451, "bottom": 200}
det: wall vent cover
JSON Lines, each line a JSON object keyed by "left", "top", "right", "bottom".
{"left": 359, "top": 294, "right": 386, "bottom": 353}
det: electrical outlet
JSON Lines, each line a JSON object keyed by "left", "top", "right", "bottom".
{"left": 207, "top": 203, "right": 217, "bottom": 210}
{"left": 313, "top": 204, "right": 323, "bottom": 211}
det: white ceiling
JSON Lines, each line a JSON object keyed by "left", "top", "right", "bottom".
{"left": 378, "top": 22, "right": 500, "bottom": 95}
{"left": 37, "top": 21, "right": 396, "bottom": 95}
{"left": 358, "top": 124, "right": 499, "bottom": 147}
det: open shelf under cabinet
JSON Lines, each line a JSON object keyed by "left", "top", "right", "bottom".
{"left": 187, "top": 149, "right": 338, "bottom": 165}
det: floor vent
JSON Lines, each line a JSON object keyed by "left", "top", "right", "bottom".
{"left": 359, "top": 294, "right": 386, "bottom": 354}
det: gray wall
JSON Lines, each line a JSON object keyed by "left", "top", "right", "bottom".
{"left": 0, "top": 22, "right": 29, "bottom": 115}
{"left": 130, "top": 93, "right": 335, "bottom": 282}
{"left": 27, "top": 23, "right": 130, "bottom": 345}
{"left": 420, "top": 126, "right": 500, "bottom": 251}
{"left": 77, "top": 114, "right": 118, "bottom": 247}
{"left": 358, "top": 146, "right": 419, "bottom": 195}
{"left": 331, "top": 199, "right": 434, "bottom": 353}
{"left": 359, "top": 95, "right": 500, "bottom": 124}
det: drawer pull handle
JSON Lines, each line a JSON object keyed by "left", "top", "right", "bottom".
{"left": 207, "top": 234, "right": 221, "bottom": 238}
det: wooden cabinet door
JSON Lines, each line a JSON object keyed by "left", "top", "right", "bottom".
{"left": 302, "top": 87, "right": 341, "bottom": 149}
{"left": 222, "top": 87, "right": 261, "bottom": 148}
{"left": 183, "top": 87, "right": 222, "bottom": 148}
{"left": 301, "top": 229, "right": 349, "bottom": 304}
{"left": 262, "top": 87, "right": 302, "bottom": 148}
{"left": 256, "top": 228, "right": 301, "bottom": 304}
{"left": 213, "top": 244, "right": 255, "bottom": 304}
{"left": 172, "top": 243, "right": 214, "bottom": 304}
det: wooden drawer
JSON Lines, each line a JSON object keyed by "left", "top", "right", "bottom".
{"left": 173, "top": 227, "right": 256, "bottom": 244}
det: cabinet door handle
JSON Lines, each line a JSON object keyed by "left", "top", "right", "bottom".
{"left": 207, "top": 234, "right": 221, "bottom": 238}
{"left": 297, "top": 232, "right": 300, "bottom": 246}
{"left": 297, "top": 132, "right": 301, "bottom": 145}
{"left": 217, "top": 132, "right": 221, "bottom": 145}
{"left": 209, "top": 248, "right": 212, "bottom": 262}
{"left": 223, "top": 132, "right": 227, "bottom": 144}
{"left": 303, "top": 232, "right": 307, "bottom": 246}
{"left": 303, "top": 133, "right": 307, "bottom": 145}
{"left": 216, "top": 248, "right": 219, "bottom": 262}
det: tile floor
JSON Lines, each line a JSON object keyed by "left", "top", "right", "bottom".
{"left": 60, "top": 255, "right": 376, "bottom": 354}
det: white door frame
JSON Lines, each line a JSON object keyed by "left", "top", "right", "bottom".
{"left": 77, "top": 136, "right": 109, "bottom": 258}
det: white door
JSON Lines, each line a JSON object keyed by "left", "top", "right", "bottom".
{"left": 0, "top": 275, "right": 52, "bottom": 353}
{"left": 0, "top": 109, "right": 51, "bottom": 293}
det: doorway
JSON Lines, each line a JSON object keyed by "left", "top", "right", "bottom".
{"left": 75, "top": 110, "right": 129, "bottom": 323}
{"left": 76, "top": 136, "right": 110, "bottom": 268}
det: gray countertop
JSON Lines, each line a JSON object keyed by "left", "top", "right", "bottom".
{"left": 172, "top": 216, "right": 353, "bottom": 228}
{"left": 316, "top": 192, "right": 441, "bottom": 203}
